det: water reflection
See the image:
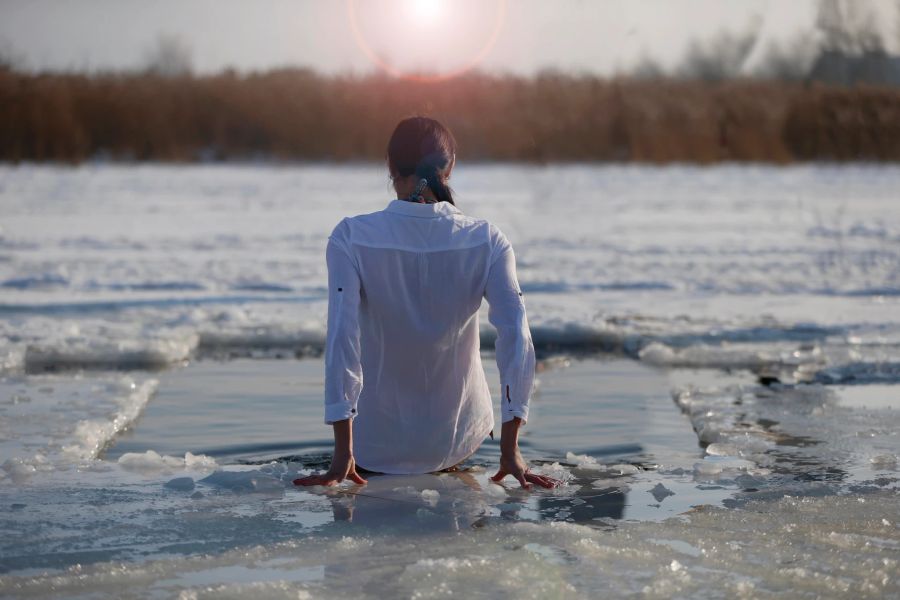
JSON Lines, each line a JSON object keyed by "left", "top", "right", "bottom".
{"left": 313, "top": 468, "right": 628, "bottom": 532}
{"left": 320, "top": 471, "right": 486, "bottom": 532}
{"left": 533, "top": 466, "right": 629, "bottom": 523}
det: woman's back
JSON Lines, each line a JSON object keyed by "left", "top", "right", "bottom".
{"left": 324, "top": 198, "right": 533, "bottom": 474}
{"left": 295, "top": 115, "right": 555, "bottom": 489}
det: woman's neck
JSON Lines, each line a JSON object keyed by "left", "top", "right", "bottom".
{"left": 393, "top": 176, "right": 439, "bottom": 203}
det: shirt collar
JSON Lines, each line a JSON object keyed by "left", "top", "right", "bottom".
{"left": 385, "top": 198, "right": 463, "bottom": 218}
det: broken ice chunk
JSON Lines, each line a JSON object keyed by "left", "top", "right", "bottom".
{"left": 649, "top": 483, "right": 675, "bottom": 503}
{"left": 870, "top": 454, "right": 897, "bottom": 470}
{"left": 164, "top": 476, "right": 195, "bottom": 491}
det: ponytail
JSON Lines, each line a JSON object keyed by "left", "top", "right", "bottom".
{"left": 415, "top": 155, "right": 455, "bottom": 206}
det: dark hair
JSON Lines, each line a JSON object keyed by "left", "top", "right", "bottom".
{"left": 387, "top": 116, "right": 457, "bottom": 205}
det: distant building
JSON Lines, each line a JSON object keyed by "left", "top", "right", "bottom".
{"left": 808, "top": 50, "right": 900, "bottom": 86}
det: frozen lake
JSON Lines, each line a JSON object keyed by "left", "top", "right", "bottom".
{"left": 1, "top": 163, "right": 898, "bottom": 597}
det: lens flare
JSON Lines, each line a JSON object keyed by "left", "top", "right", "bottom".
{"left": 347, "top": 0, "right": 507, "bottom": 82}
{"left": 410, "top": 0, "right": 442, "bottom": 23}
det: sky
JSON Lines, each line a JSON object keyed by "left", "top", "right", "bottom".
{"left": 0, "top": 0, "right": 897, "bottom": 77}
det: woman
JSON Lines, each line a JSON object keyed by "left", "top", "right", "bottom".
{"left": 294, "top": 117, "right": 558, "bottom": 490}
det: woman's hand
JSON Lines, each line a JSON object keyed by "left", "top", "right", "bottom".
{"left": 491, "top": 447, "right": 560, "bottom": 489}
{"left": 491, "top": 416, "right": 560, "bottom": 489}
{"left": 295, "top": 418, "right": 366, "bottom": 486}
{"left": 293, "top": 451, "right": 367, "bottom": 487}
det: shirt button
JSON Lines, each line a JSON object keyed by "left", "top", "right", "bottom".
{"left": 338, "top": 287, "right": 343, "bottom": 292}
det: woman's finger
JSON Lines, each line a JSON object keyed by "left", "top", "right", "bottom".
{"left": 515, "top": 471, "right": 532, "bottom": 489}
{"left": 489, "top": 469, "right": 507, "bottom": 482}
{"left": 527, "top": 473, "right": 557, "bottom": 488}
{"left": 295, "top": 472, "right": 340, "bottom": 486}
{"left": 526, "top": 472, "right": 553, "bottom": 485}
{"left": 293, "top": 475, "right": 323, "bottom": 486}
{"left": 348, "top": 470, "right": 367, "bottom": 485}
{"left": 524, "top": 472, "right": 546, "bottom": 486}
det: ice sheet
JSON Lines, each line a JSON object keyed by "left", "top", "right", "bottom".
{"left": 0, "top": 374, "right": 159, "bottom": 483}
{"left": 2, "top": 164, "right": 899, "bottom": 381}
{"left": 1, "top": 164, "right": 899, "bottom": 596}
{"left": 2, "top": 489, "right": 896, "bottom": 598}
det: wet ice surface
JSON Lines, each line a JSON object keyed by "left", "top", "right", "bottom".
{"left": 0, "top": 358, "right": 719, "bottom": 573}
{"left": 0, "top": 374, "right": 159, "bottom": 481}
{"left": 1, "top": 358, "right": 898, "bottom": 597}
{"left": 1, "top": 164, "right": 899, "bottom": 596}
{"left": 2, "top": 489, "right": 898, "bottom": 598}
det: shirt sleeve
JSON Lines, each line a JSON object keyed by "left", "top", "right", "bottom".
{"left": 484, "top": 230, "right": 535, "bottom": 424}
{"left": 323, "top": 219, "right": 364, "bottom": 425}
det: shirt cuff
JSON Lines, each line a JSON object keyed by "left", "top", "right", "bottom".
{"left": 501, "top": 406, "right": 529, "bottom": 424}
{"left": 324, "top": 403, "right": 357, "bottom": 425}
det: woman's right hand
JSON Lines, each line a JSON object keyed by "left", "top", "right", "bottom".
{"left": 293, "top": 452, "right": 367, "bottom": 486}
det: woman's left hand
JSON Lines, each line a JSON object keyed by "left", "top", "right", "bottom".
{"left": 490, "top": 448, "right": 561, "bottom": 489}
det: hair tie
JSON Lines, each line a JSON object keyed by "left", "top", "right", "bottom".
{"left": 406, "top": 178, "right": 429, "bottom": 203}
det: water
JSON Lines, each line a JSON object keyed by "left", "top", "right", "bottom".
{"left": 102, "top": 357, "right": 718, "bottom": 520}
{"left": 1, "top": 163, "right": 899, "bottom": 597}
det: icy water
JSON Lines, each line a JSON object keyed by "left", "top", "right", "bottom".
{"left": 1, "top": 164, "right": 899, "bottom": 598}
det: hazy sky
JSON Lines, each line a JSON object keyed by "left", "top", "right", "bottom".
{"left": 1, "top": 0, "right": 897, "bottom": 76}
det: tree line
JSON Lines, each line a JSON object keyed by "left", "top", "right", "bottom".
{"left": 2, "top": 65, "right": 899, "bottom": 164}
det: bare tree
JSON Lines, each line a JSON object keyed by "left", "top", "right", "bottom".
{"left": 896, "top": 0, "right": 900, "bottom": 51}
{"left": 143, "top": 33, "right": 193, "bottom": 77}
{"left": 678, "top": 28, "right": 760, "bottom": 81}
{"left": 630, "top": 53, "right": 666, "bottom": 80}
{"left": 845, "top": 2, "right": 884, "bottom": 52}
{"left": 816, "top": 0, "right": 884, "bottom": 54}
{"left": 817, "top": 0, "right": 851, "bottom": 52}
{"left": 754, "top": 32, "right": 820, "bottom": 81}
{"left": 0, "top": 39, "right": 22, "bottom": 71}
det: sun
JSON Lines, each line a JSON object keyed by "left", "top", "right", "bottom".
{"left": 347, "top": 0, "right": 507, "bottom": 82}
{"left": 409, "top": 0, "right": 443, "bottom": 23}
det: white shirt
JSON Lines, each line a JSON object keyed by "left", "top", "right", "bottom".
{"left": 323, "top": 198, "right": 535, "bottom": 474}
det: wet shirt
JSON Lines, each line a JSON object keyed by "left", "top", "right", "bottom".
{"left": 323, "top": 198, "right": 535, "bottom": 474}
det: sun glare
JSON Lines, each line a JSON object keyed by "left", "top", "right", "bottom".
{"left": 410, "top": 0, "right": 443, "bottom": 23}
{"left": 347, "top": 0, "right": 507, "bottom": 81}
